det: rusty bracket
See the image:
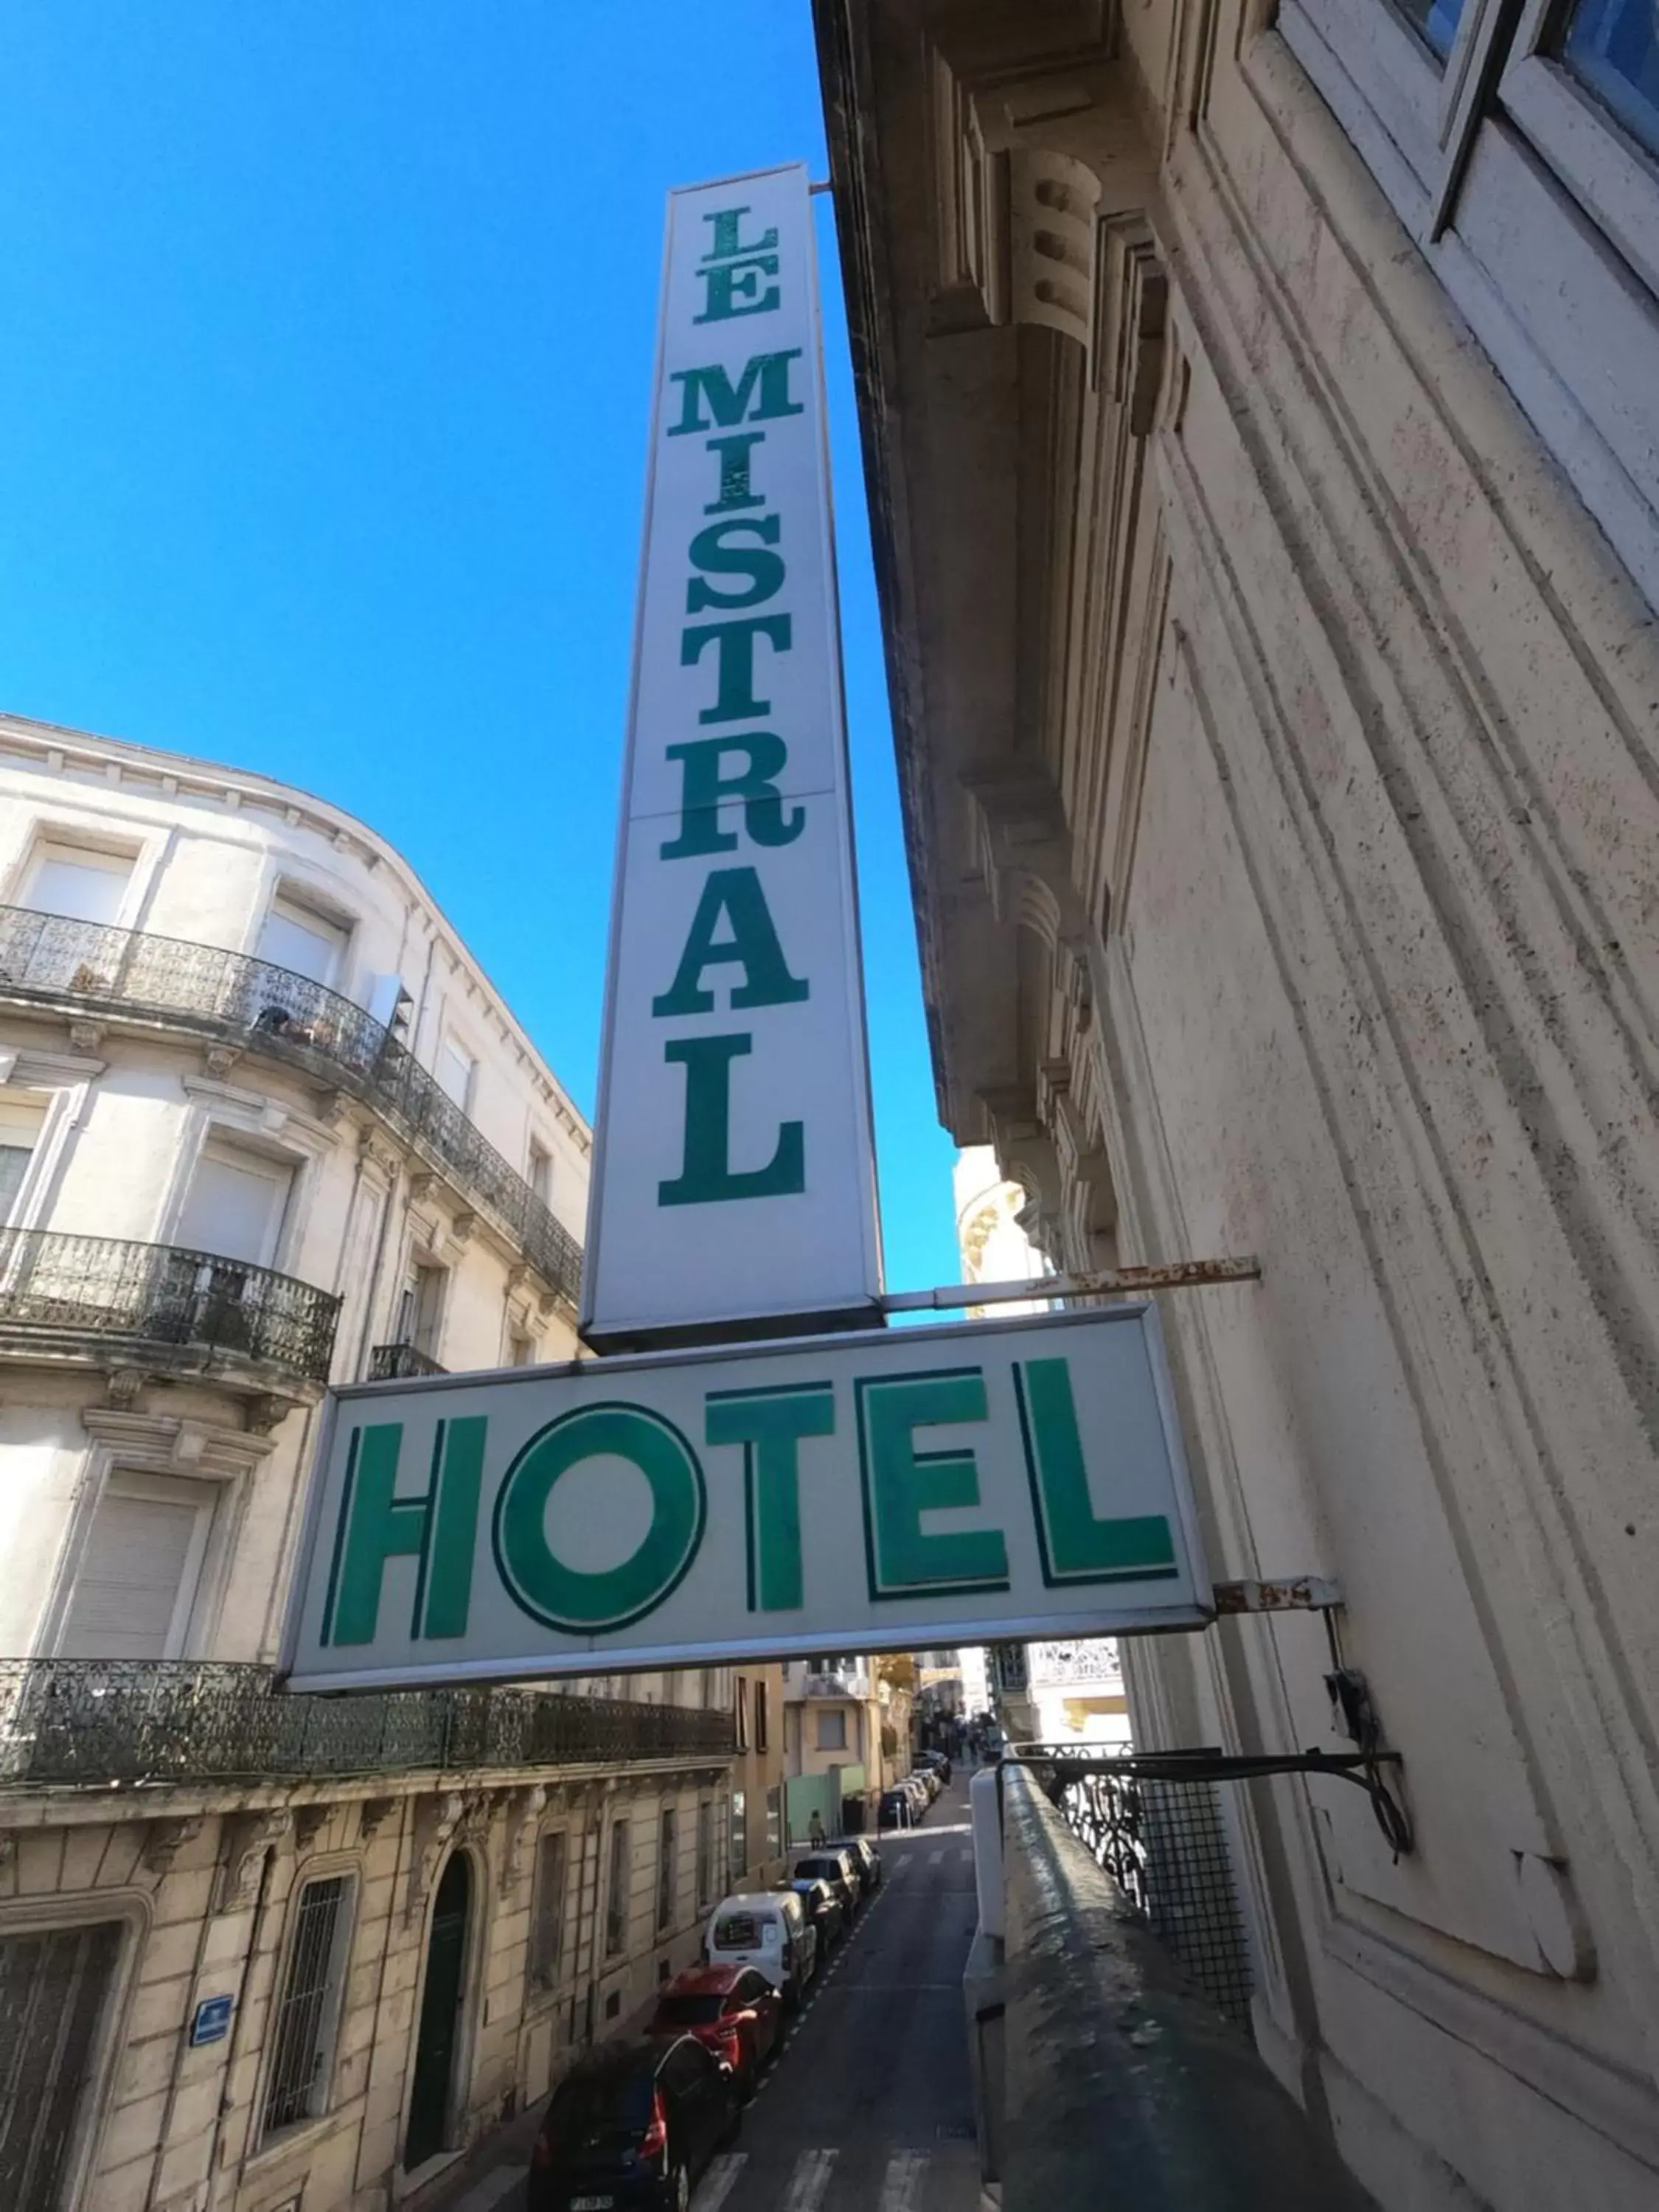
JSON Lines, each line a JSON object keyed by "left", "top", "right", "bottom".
{"left": 882, "top": 1254, "right": 1262, "bottom": 1314}
{"left": 1211, "top": 1576, "right": 1343, "bottom": 1615}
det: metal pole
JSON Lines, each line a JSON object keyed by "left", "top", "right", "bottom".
{"left": 880, "top": 1256, "right": 1262, "bottom": 1314}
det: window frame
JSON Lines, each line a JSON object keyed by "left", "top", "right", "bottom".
{"left": 435, "top": 1032, "right": 478, "bottom": 1114}
{"left": 527, "top": 1829, "right": 568, "bottom": 1996}
{"left": 815, "top": 1707, "right": 848, "bottom": 1752}
{"left": 254, "top": 884, "right": 354, "bottom": 995}
{"left": 52, "top": 1467, "right": 219, "bottom": 1661}
{"left": 16, "top": 835, "right": 139, "bottom": 929}
{"left": 695, "top": 1801, "right": 716, "bottom": 1909}
{"left": 656, "top": 1806, "right": 679, "bottom": 1934}
{"left": 173, "top": 1131, "right": 299, "bottom": 1272}
{"left": 257, "top": 1868, "right": 358, "bottom": 2148}
{"left": 604, "top": 1818, "right": 631, "bottom": 1957}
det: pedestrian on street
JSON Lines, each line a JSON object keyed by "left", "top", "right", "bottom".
{"left": 809, "top": 1809, "right": 827, "bottom": 1848}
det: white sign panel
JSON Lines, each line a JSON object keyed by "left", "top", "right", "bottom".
{"left": 581, "top": 162, "right": 881, "bottom": 1349}
{"left": 279, "top": 1307, "right": 1210, "bottom": 1693}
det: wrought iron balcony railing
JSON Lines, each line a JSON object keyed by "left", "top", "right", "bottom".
{"left": 367, "top": 1340, "right": 448, "bottom": 1382}
{"left": 0, "top": 1229, "right": 338, "bottom": 1385}
{"left": 0, "top": 1660, "right": 737, "bottom": 1789}
{"left": 1029, "top": 1641, "right": 1124, "bottom": 1688}
{"left": 0, "top": 904, "right": 582, "bottom": 1305}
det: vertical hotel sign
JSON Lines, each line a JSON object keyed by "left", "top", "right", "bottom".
{"left": 582, "top": 165, "right": 882, "bottom": 1348}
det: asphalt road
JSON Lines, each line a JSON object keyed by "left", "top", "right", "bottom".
{"left": 439, "top": 1781, "right": 985, "bottom": 2212}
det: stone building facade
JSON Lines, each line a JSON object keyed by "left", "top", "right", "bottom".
{"left": 0, "top": 714, "right": 782, "bottom": 2212}
{"left": 818, "top": 2, "right": 1659, "bottom": 2206}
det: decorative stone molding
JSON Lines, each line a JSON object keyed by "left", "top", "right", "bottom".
{"left": 408, "top": 1172, "right": 438, "bottom": 1204}
{"left": 141, "top": 1816, "right": 204, "bottom": 1880}
{"left": 501, "top": 1785, "right": 549, "bottom": 1903}
{"left": 215, "top": 1809, "right": 291, "bottom": 1915}
{"left": 358, "top": 1797, "right": 397, "bottom": 1845}
{"left": 1009, "top": 145, "right": 1102, "bottom": 355}
{"left": 448, "top": 1210, "right": 479, "bottom": 1253}
{"left": 103, "top": 1366, "right": 149, "bottom": 1411}
{"left": 80, "top": 1407, "right": 276, "bottom": 1478}
{"left": 243, "top": 1395, "right": 288, "bottom": 1437}
{"left": 1097, "top": 214, "right": 1168, "bottom": 434}
{"left": 66, "top": 1018, "right": 105, "bottom": 1054}
{"left": 406, "top": 1792, "right": 465, "bottom": 1924}
{"left": 202, "top": 1043, "right": 242, "bottom": 1081}
{"left": 293, "top": 1804, "right": 332, "bottom": 1854}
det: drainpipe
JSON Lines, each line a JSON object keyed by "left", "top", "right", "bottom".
{"left": 144, "top": 1823, "right": 239, "bottom": 2212}
{"left": 202, "top": 1837, "right": 276, "bottom": 2212}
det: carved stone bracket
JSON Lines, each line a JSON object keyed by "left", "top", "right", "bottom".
{"left": 67, "top": 1018, "right": 105, "bottom": 1054}
{"left": 358, "top": 1797, "right": 397, "bottom": 1846}
{"left": 243, "top": 1395, "right": 289, "bottom": 1437}
{"left": 202, "top": 1042, "right": 242, "bottom": 1081}
{"left": 293, "top": 1804, "right": 333, "bottom": 1855}
{"left": 501, "top": 1786, "right": 549, "bottom": 1904}
{"left": 448, "top": 1210, "right": 479, "bottom": 1252}
{"left": 215, "top": 1809, "right": 291, "bottom": 1915}
{"left": 103, "top": 1366, "right": 149, "bottom": 1411}
{"left": 141, "top": 1816, "right": 204, "bottom": 1882}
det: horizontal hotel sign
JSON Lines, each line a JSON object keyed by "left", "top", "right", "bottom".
{"left": 279, "top": 1307, "right": 1209, "bottom": 1693}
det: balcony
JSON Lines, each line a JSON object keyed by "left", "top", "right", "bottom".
{"left": 367, "top": 1340, "right": 448, "bottom": 1382}
{"left": 0, "top": 905, "right": 582, "bottom": 1307}
{"left": 0, "top": 1660, "right": 736, "bottom": 1790}
{"left": 0, "top": 1229, "right": 338, "bottom": 1390}
{"left": 1028, "top": 1641, "right": 1124, "bottom": 1690}
{"left": 794, "top": 1670, "right": 872, "bottom": 1700}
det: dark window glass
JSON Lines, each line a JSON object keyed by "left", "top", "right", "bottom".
{"left": 655, "top": 1994, "right": 727, "bottom": 2025}
{"left": 1562, "top": 0, "right": 1659, "bottom": 156}
{"left": 1386, "top": 0, "right": 1466, "bottom": 60}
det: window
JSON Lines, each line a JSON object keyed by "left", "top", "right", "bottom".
{"left": 728, "top": 1791, "right": 748, "bottom": 1883}
{"left": 56, "top": 1472, "right": 218, "bottom": 1660}
{"left": 397, "top": 1263, "right": 446, "bottom": 1360}
{"left": 0, "top": 1097, "right": 45, "bottom": 1224}
{"left": 529, "top": 1832, "right": 566, "bottom": 1992}
{"left": 816, "top": 1709, "right": 846, "bottom": 1752}
{"left": 528, "top": 1141, "right": 552, "bottom": 1204}
{"left": 605, "top": 1820, "right": 630, "bottom": 1955}
{"left": 754, "top": 1680, "right": 769, "bottom": 1753}
{"left": 257, "top": 894, "right": 348, "bottom": 990}
{"left": 509, "top": 1332, "right": 537, "bottom": 1368}
{"left": 0, "top": 1919, "right": 124, "bottom": 2211}
{"left": 1281, "top": 0, "right": 1659, "bottom": 604}
{"left": 21, "top": 841, "right": 132, "bottom": 925}
{"left": 175, "top": 1140, "right": 293, "bottom": 1268}
{"left": 262, "top": 1875, "right": 352, "bottom": 2140}
{"left": 695, "top": 1802, "right": 715, "bottom": 1907}
{"left": 735, "top": 1677, "right": 749, "bottom": 1751}
{"left": 436, "top": 1034, "right": 476, "bottom": 1112}
{"left": 657, "top": 1808, "right": 678, "bottom": 1933}
{"left": 765, "top": 1786, "right": 783, "bottom": 1858}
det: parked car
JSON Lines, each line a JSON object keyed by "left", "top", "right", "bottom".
{"left": 903, "top": 1776, "right": 931, "bottom": 1818}
{"left": 528, "top": 2034, "right": 740, "bottom": 2211}
{"left": 913, "top": 1768, "right": 941, "bottom": 1801}
{"left": 878, "top": 1786, "right": 914, "bottom": 1829}
{"left": 788, "top": 1876, "right": 845, "bottom": 1954}
{"left": 649, "top": 1964, "right": 785, "bottom": 2100}
{"left": 917, "top": 1748, "right": 953, "bottom": 1784}
{"left": 846, "top": 1835, "right": 883, "bottom": 1893}
{"left": 791, "top": 1848, "right": 860, "bottom": 1921}
{"left": 704, "top": 1891, "right": 816, "bottom": 2006}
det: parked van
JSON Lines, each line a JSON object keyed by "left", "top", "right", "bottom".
{"left": 704, "top": 1891, "right": 817, "bottom": 2006}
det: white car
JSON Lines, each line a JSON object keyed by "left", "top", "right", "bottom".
{"left": 704, "top": 1891, "right": 818, "bottom": 2006}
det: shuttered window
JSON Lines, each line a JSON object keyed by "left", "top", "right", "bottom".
{"left": 605, "top": 1820, "right": 630, "bottom": 1955}
{"left": 0, "top": 1919, "right": 122, "bottom": 2212}
{"left": 56, "top": 1474, "right": 216, "bottom": 1660}
{"left": 175, "top": 1144, "right": 293, "bottom": 1269}
{"left": 257, "top": 897, "right": 347, "bottom": 989}
{"left": 529, "top": 1833, "right": 566, "bottom": 1992}
{"left": 21, "top": 844, "right": 132, "bottom": 926}
{"left": 657, "top": 1809, "right": 678, "bottom": 1932}
{"left": 0, "top": 1098, "right": 45, "bottom": 1225}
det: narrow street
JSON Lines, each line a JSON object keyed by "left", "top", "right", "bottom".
{"left": 442, "top": 1781, "right": 985, "bottom": 2212}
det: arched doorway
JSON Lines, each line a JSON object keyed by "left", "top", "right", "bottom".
{"left": 405, "top": 1852, "right": 470, "bottom": 2169}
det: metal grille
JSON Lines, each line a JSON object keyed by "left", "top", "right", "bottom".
{"left": 262, "top": 1876, "right": 348, "bottom": 2138}
{"left": 0, "top": 1228, "right": 338, "bottom": 1383}
{"left": 0, "top": 904, "right": 581, "bottom": 1304}
{"left": 367, "top": 1340, "right": 448, "bottom": 1381}
{"left": 1046, "top": 1759, "right": 1253, "bottom": 2025}
{"left": 0, "top": 1661, "right": 737, "bottom": 1790}
{"left": 0, "top": 1919, "right": 122, "bottom": 2211}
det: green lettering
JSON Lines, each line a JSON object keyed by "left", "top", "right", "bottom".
{"left": 652, "top": 867, "right": 809, "bottom": 1017}
{"left": 706, "top": 1383, "right": 835, "bottom": 1611}
{"left": 702, "top": 206, "right": 779, "bottom": 262}
{"left": 686, "top": 516, "right": 785, "bottom": 613}
{"left": 323, "top": 1416, "right": 486, "bottom": 1646}
{"left": 659, "top": 734, "right": 804, "bottom": 860}
{"left": 705, "top": 431, "right": 766, "bottom": 512}
{"left": 695, "top": 255, "right": 779, "bottom": 323}
{"left": 1015, "top": 1359, "right": 1177, "bottom": 1584}
{"left": 658, "top": 1034, "right": 804, "bottom": 1206}
{"left": 681, "top": 614, "right": 792, "bottom": 723}
{"left": 493, "top": 1402, "right": 705, "bottom": 1632}
{"left": 667, "top": 352, "right": 804, "bottom": 437}
{"left": 855, "top": 1371, "right": 1009, "bottom": 1599}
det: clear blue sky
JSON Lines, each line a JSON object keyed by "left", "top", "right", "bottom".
{"left": 0, "top": 1, "right": 964, "bottom": 1300}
